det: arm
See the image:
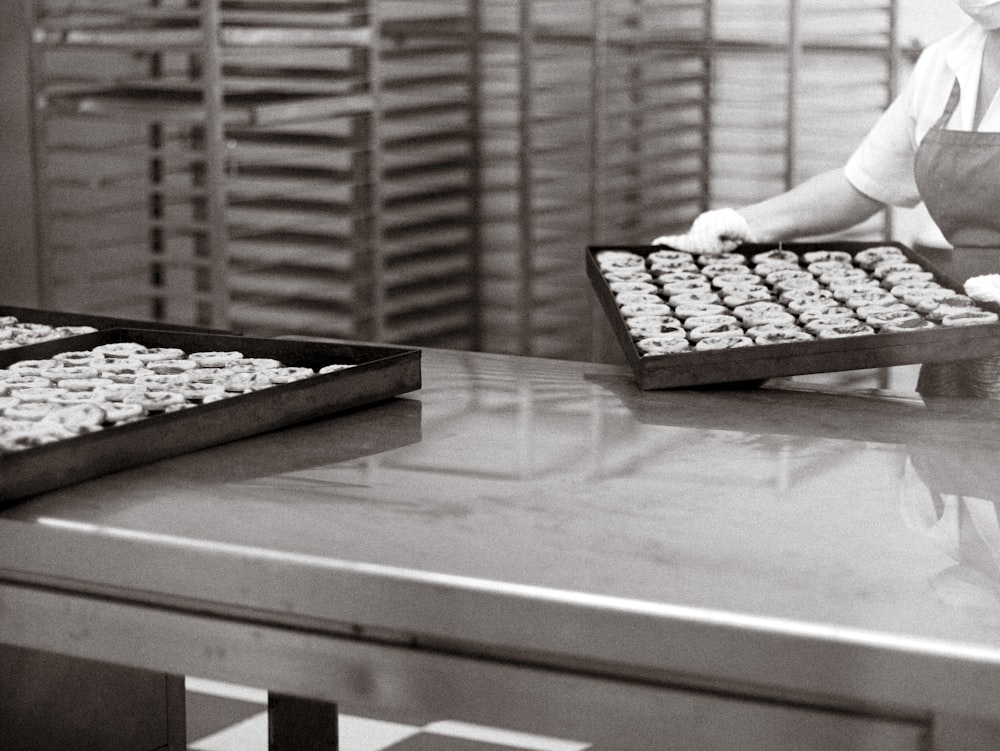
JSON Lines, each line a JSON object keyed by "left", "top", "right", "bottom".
{"left": 738, "top": 168, "right": 885, "bottom": 243}
{"left": 653, "top": 169, "right": 887, "bottom": 253}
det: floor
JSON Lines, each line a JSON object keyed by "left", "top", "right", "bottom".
{"left": 185, "top": 678, "right": 591, "bottom": 751}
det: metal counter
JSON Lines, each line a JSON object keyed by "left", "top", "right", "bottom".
{"left": 2, "top": 347, "right": 1000, "bottom": 749}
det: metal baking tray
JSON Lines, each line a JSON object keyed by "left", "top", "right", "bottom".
{"left": 0, "top": 328, "right": 421, "bottom": 505}
{"left": 0, "top": 305, "right": 231, "bottom": 367}
{"left": 588, "top": 242, "right": 1000, "bottom": 390}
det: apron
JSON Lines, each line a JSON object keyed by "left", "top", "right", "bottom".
{"left": 913, "top": 78, "right": 1000, "bottom": 398}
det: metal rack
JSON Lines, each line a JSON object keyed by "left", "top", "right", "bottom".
{"left": 28, "top": 0, "right": 479, "bottom": 347}
{"left": 476, "top": 0, "right": 712, "bottom": 361}
{"left": 476, "top": 0, "right": 599, "bottom": 359}
{"left": 223, "top": 0, "right": 479, "bottom": 348}
{"left": 20, "top": 0, "right": 898, "bottom": 361}
{"left": 32, "top": 0, "right": 233, "bottom": 326}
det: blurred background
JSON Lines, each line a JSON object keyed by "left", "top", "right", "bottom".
{"left": 0, "top": 0, "right": 970, "bottom": 363}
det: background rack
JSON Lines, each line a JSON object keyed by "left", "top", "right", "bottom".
{"left": 27, "top": 0, "right": 480, "bottom": 349}
{"left": 710, "top": 0, "right": 899, "bottom": 239}
{"left": 8, "top": 0, "right": 899, "bottom": 363}
{"left": 477, "top": 0, "right": 712, "bottom": 361}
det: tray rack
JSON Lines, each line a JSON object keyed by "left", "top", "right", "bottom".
{"left": 29, "top": 0, "right": 480, "bottom": 349}
{"left": 477, "top": 0, "right": 712, "bottom": 361}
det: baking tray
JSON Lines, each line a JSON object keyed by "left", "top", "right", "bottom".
{"left": 0, "top": 328, "right": 421, "bottom": 505}
{"left": 588, "top": 242, "right": 1000, "bottom": 390}
{"left": 0, "top": 305, "right": 232, "bottom": 367}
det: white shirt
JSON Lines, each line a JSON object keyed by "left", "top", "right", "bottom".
{"left": 844, "top": 22, "right": 1000, "bottom": 208}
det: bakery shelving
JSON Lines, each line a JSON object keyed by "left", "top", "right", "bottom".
{"left": 592, "top": 0, "right": 711, "bottom": 244}
{"left": 16, "top": 0, "right": 901, "bottom": 364}
{"left": 225, "top": 1, "right": 478, "bottom": 348}
{"left": 220, "top": 0, "right": 380, "bottom": 341}
{"left": 477, "top": 0, "right": 711, "bottom": 362}
{"left": 30, "top": 0, "right": 230, "bottom": 326}
{"left": 476, "top": 0, "right": 595, "bottom": 360}
{"left": 376, "top": 0, "right": 479, "bottom": 350}
{"left": 28, "top": 0, "right": 480, "bottom": 348}
{"left": 710, "top": 0, "right": 899, "bottom": 240}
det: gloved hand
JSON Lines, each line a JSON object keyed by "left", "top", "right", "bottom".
{"left": 652, "top": 208, "right": 756, "bottom": 254}
{"left": 965, "top": 274, "right": 1000, "bottom": 304}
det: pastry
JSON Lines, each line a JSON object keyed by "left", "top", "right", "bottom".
{"left": 752, "top": 249, "right": 799, "bottom": 265}
{"left": 688, "top": 321, "right": 745, "bottom": 341}
{"left": 681, "top": 314, "right": 741, "bottom": 331}
{"left": 731, "top": 301, "right": 787, "bottom": 321}
{"left": 627, "top": 316, "right": 686, "bottom": 339}
{"left": 765, "top": 268, "right": 813, "bottom": 286}
{"left": 801, "top": 250, "right": 852, "bottom": 264}
{"left": 596, "top": 250, "right": 646, "bottom": 269}
{"left": 609, "top": 280, "right": 658, "bottom": 296}
{"left": 674, "top": 302, "right": 728, "bottom": 319}
{"left": 648, "top": 249, "right": 695, "bottom": 266}
{"left": 711, "top": 272, "right": 763, "bottom": 290}
{"left": 723, "top": 289, "right": 774, "bottom": 308}
{"left": 636, "top": 336, "right": 691, "bottom": 355}
{"left": 668, "top": 290, "right": 722, "bottom": 306}
{"left": 754, "top": 329, "right": 815, "bottom": 345}
{"left": 797, "top": 306, "right": 855, "bottom": 324}
{"left": 739, "top": 309, "right": 797, "bottom": 328}
{"left": 806, "top": 260, "right": 854, "bottom": 277}
{"left": 814, "top": 322, "right": 876, "bottom": 338}
{"left": 817, "top": 267, "right": 869, "bottom": 286}
{"left": 697, "top": 251, "right": 747, "bottom": 266}
{"left": 941, "top": 310, "right": 1000, "bottom": 326}
{"left": 854, "top": 245, "right": 907, "bottom": 269}
{"left": 694, "top": 334, "right": 754, "bottom": 350}
{"left": 620, "top": 302, "right": 673, "bottom": 319}
{"left": 872, "top": 261, "right": 924, "bottom": 280}
{"left": 745, "top": 322, "right": 805, "bottom": 339}
{"left": 701, "top": 262, "right": 750, "bottom": 279}
{"left": 882, "top": 317, "right": 937, "bottom": 332}
{"left": 865, "top": 309, "right": 925, "bottom": 329}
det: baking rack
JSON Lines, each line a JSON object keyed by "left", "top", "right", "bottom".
{"left": 28, "top": 0, "right": 480, "bottom": 349}
{"left": 477, "top": 0, "right": 712, "bottom": 362}
{"left": 19, "top": 0, "right": 898, "bottom": 363}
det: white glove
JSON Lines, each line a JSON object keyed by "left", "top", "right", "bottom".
{"left": 652, "top": 208, "right": 756, "bottom": 254}
{"left": 965, "top": 274, "right": 1000, "bottom": 304}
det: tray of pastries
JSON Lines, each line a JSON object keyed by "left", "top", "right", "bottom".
{"left": 588, "top": 242, "right": 1000, "bottom": 390}
{"left": 0, "top": 327, "right": 420, "bottom": 504}
{"left": 0, "top": 305, "right": 230, "bottom": 364}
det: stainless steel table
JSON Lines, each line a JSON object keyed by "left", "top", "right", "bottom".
{"left": 3, "top": 347, "right": 1000, "bottom": 750}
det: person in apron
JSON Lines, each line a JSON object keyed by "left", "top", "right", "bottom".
{"left": 655, "top": 1, "right": 1000, "bottom": 399}
{"left": 914, "top": 67, "right": 1000, "bottom": 399}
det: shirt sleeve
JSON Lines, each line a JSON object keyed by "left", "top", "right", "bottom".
{"left": 844, "top": 78, "right": 922, "bottom": 209}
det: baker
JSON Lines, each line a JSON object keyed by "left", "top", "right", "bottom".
{"left": 656, "top": 0, "right": 1000, "bottom": 398}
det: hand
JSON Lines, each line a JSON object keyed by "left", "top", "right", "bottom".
{"left": 652, "top": 208, "right": 755, "bottom": 254}
{"left": 965, "top": 274, "right": 1000, "bottom": 304}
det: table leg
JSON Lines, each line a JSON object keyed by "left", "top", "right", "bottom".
{"left": 0, "top": 643, "right": 185, "bottom": 750}
{"left": 268, "top": 692, "right": 339, "bottom": 751}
